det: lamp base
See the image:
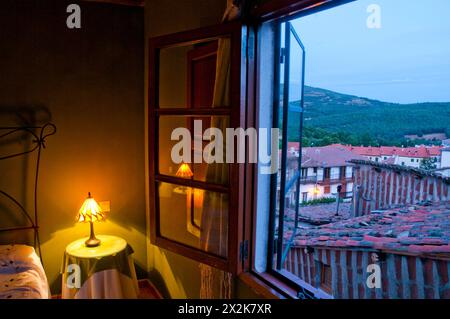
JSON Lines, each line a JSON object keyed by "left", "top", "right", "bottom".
{"left": 85, "top": 221, "right": 101, "bottom": 247}
{"left": 85, "top": 237, "right": 101, "bottom": 247}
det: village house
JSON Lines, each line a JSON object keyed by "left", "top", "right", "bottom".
{"left": 283, "top": 144, "right": 444, "bottom": 211}
{"left": 333, "top": 144, "right": 442, "bottom": 168}
{"left": 434, "top": 148, "right": 450, "bottom": 177}
{"left": 440, "top": 148, "right": 450, "bottom": 169}
{"left": 282, "top": 144, "right": 365, "bottom": 206}
{"left": 442, "top": 139, "right": 450, "bottom": 148}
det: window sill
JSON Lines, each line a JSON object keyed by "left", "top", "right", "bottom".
{"left": 238, "top": 272, "right": 298, "bottom": 299}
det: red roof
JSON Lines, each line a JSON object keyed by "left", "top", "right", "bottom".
{"left": 293, "top": 201, "right": 450, "bottom": 257}
{"left": 300, "top": 145, "right": 365, "bottom": 168}
{"left": 332, "top": 144, "right": 443, "bottom": 158}
{"left": 288, "top": 142, "right": 300, "bottom": 151}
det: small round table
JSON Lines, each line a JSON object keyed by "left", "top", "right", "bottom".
{"left": 61, "top": 235, "right": 139, "bottom": 299}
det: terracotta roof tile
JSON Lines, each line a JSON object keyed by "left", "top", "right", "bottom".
{"left": 300, "top": 145, "right": 365, "bottom": 168}
{"left": 329, "top": 144, "right": 443, "bottom": 159}
{"left": 293, "top": 201, "right": 450, "bottom": 257}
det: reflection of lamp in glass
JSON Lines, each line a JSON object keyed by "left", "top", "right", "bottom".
{"left": 77, "top": 192, "right": 105, "bottom": 247}
{"left": 193, "top": 189, "right": 204, "bottom": 208}
{"left": 186, "top": 188, "right": 203, "bottom": 237}
{"left": 174, "top": 163, "right": 193, "bottom": 194}
{"left": 176, "top": 163, "right": 193, "bottom": 179}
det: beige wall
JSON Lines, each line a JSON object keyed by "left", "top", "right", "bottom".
{"left": 0, "top": 0, "right": 146, "bottom": 294}
{"left": 144, "top": 0, "right": 261, "bottom": 298}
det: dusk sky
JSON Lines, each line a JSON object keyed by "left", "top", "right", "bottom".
{"left": 290, "top": 0, "right": 450, "bottom": 104}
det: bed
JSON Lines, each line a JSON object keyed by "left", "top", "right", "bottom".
{"left": 0, "top": 244, "right": 49, "bottom": 299}
{"left": 0, "top": 123, "right": 56, "bottom": 299}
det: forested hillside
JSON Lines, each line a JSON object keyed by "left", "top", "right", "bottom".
{"left": 287, "top": 86, "right": 450, "bottom": 146}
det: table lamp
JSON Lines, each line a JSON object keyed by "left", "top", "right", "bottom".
{"left": 76, "top": 192, "right": 105, "bottom": 247}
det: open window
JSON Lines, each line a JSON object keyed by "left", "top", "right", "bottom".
{"left": 148, "top": 22, "right": 248, "bottom": 274}
{"left": 248, "top": 0, "right": 450, "bottom": 300}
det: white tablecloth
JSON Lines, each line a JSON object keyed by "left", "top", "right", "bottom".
{"left": 62, "top": 255, "right": 138, "bottom": 299}
{"left": 61, "top": 235, "right": 139, "bottom": 299}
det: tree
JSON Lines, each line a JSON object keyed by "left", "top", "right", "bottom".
{"left": 420, "top": 158, "right": 437, "bottom": 170}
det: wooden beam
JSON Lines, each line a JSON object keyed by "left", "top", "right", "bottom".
{"left": 80, "top": 0, "right": 144, "bottom": 7}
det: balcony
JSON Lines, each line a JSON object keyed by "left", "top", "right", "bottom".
{"left": 299, "top": 174, "right": 353, "bottom": 185}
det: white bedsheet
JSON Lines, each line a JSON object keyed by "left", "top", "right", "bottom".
{"left": 0, "top": 245, "right": 49, "bottom": 299}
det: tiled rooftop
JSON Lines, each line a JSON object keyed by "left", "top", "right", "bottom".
{"left": 297, "top": 145, "right": 365, "bottom": 168}
{"left": 337, "top": 144, "right": 442, "bottom": 158}
{"left": 293, "top": 201, "right": 450, "bottom": 257}
{"left": 350, "top": 159, "right": 450, "bottom": 182}
{"left": 284, "top": 202, "right": 352, "bottom": 227}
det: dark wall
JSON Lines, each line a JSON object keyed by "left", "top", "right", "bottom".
{"left": 0, "top": 0, "right": 146, "bottom": 294}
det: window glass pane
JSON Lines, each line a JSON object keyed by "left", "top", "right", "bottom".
{"left": 158, "top": 115, "right": 229, "bottom": 185}
{"left": 288, "top": 26, "right": 304, "bottom": 105}
{"left": 272, "top": 23, "right": 285, "bottom": 268}
{"left": 272, "top": 21, "right": 306, "bottom": 270}
{"left": 158, "top": 38, "right": 231, "bottom": 108}
{"left": 158, "top": 182, "right": 228, "bottom": 257}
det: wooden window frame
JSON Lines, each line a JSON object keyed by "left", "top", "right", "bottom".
{"left": 148, "top": 21, "right": 248, "bottom": 274}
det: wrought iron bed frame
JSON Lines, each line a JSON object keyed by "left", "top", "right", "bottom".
{"left": 0, "top": 123, "right": 56, "bottom": 263}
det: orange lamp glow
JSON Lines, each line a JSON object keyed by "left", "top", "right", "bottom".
{"left": 176, "top": 163, "right": 193, "bottom": 179}
{"left": 193, "top": 189, "right": 204, "bottom": 208}
{"left": 77, "top": 192, "right": 105, "bottom": 247}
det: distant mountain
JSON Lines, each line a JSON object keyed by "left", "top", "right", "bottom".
{"left": 288, "top": 86, "right": 450, "bottom": 145}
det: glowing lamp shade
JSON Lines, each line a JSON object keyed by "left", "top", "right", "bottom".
{"left": 77, "top": 195, "right": 105, "bottom": 223}
{"left": 176, "top": 163, "right": 193, "bottom": 179}
{"left": 77, "top": 192, "right": 105, "bottom": 247}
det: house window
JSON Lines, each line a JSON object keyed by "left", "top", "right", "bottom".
{"left": 323, "top": 168, "right": 331, "bottom": 180}
{"left": 302, "top": 192, "right": 308, "bottom": 202}
{"left": 339, "top": 167, "right": 346, "bottom": 179}
{"left": 301, "top": 168, "right": 308, "bottom": 179}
